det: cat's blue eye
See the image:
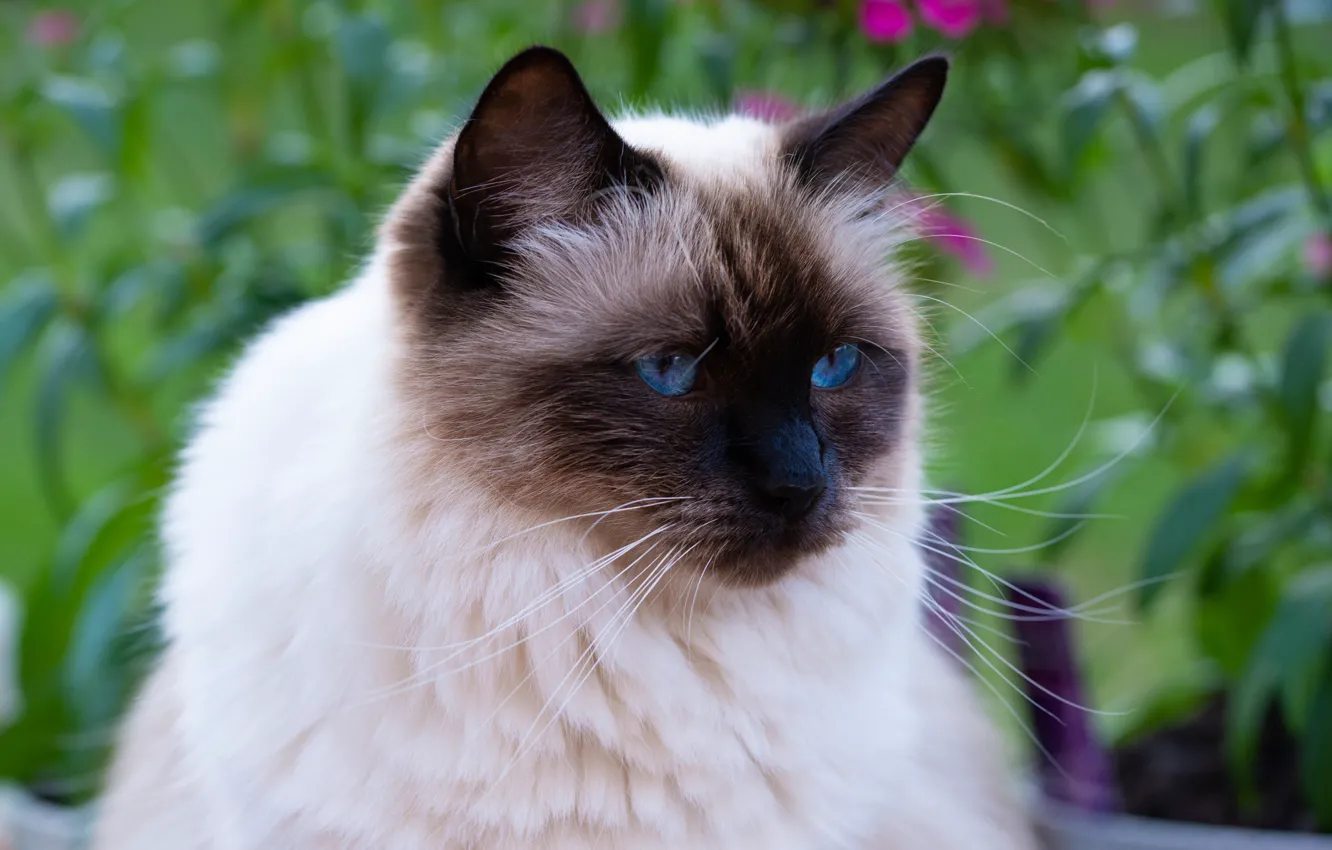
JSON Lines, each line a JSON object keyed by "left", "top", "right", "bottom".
{"left": 635, "top": 354, "right": 697, "bottom": 397}
{"left": 811, "top": 343, "right": 861, "bottom": 389}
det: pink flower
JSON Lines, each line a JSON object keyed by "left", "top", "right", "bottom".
{"left": 980, "top": 0, "right": 1009, "bottom": 25}
{"left": 917, "top": 0, "right": 982, "bottom": 38}
{"left": 571, "top": 0, "right": 619, "bottom": 33}
{"left": 734, "top": 91, "right": 801, "bottom": 123}
{"left": 1306, "top": 231, "right": 1332, "bottom": 280}
{"left": 27, "top": 10, "right": 78, "bottom": 47}
{"left": 902, "top": 197, "right": 992, "bottom": 276}
{"left": 859, "top": 0, "right": 914, "bottom": 44}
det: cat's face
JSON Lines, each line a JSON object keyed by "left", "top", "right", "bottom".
{"left": 388, "top": 48, "right": 945, "bottom": 585}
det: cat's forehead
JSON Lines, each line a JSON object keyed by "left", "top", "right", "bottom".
{"left": 613, "top": 114, "right": 779, "bottom": 185}
{"left": 507, "top": 151, "right": 915, "bottom": 359}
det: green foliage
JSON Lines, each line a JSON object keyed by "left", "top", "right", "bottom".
{"left": 951, "top": 0, "right": 1332, "bottom": 825}
{"left": 0, "top": 0, "right": 1328, "bottom": 824}
{"left": 1139, "top": 451, "right": 1249, "bottom": 610}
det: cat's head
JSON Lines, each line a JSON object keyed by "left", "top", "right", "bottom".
{"left": 387, "top": 47, "right": 946, "bottom": 585}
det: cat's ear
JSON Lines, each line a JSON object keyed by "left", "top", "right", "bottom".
{"left": 445, "top": 46, "right": 662, "bottom": 281}
{"left": 782, "top": 55, "right": 948, "bottom": 193}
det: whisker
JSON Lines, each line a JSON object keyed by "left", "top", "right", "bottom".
{"left": 454, "top": 543, "right": 676, "bottom": 760}
{"left": 361, "top": 532, "right": 673, "bottom": 703}
{"left": 919, "top": 618, "right": 1076, "bottom": 783}
{"left": 923, "top": 567, "right": 1128, "bottom": 625}
{"left": 896, "top": 233, "right": 1061, "bottom": 282}
{"left": 357, "top": 524, "right": 673, "bottom": 654}
{"left": 911, "top": 292, "right": 1034, "bottom": 373}
{"left": 855, "top": 490, "right": 1118, "bottom": 522}
{"left": 924, "top": 589, "right": 1126, "bottom": 717}
{"left": 841, "top": 533, "right": 1082, "bottom": 780}
{"left": 685, "top": 553, "right": 715, "bottom": 655}
{"left": 884, "top": 191, "right": 1069, "bottom": 244}
{"left": 474, "top": 496, "right": 691, "bottom": 555}
{"left": 856, "top": 512, "right": 1128, "bottom": 624}
{"left": 916, "top": 519, "right": 1086, "bottom": 556}
{"left": 853, "top": 530, "right": 1121, "bottom": 718}
{"left": 490, "top": 542, "right": 690, "bottom": 789}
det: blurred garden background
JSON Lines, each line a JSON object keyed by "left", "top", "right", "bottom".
{"left": 2, "top": 0, "right": 1332, "bottom": 831}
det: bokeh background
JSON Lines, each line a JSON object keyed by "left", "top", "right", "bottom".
{"left": 2, "top": 0, "right": 1331, "bottom": 828}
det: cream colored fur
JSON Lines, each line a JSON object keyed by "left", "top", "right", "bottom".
{"left": 93, "top": 115, "right": 1037, "bottom": 849}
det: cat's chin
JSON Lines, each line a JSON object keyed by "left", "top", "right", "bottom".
{"left": 722, "top": 542, "right": 844, "bottom": 587}
{"left": 677, "top": 520, "right": 852, "bottom": 588}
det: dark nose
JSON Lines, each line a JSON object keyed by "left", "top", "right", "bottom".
{"left": 729, "top": 404, "right": 829, "bottom": 523}
{"left": 764, "top": 479, "right": 827, "bottom": 521}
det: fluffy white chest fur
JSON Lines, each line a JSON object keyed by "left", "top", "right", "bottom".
{"left": 94, "top": 50, "right": 1036, "bottom": 850}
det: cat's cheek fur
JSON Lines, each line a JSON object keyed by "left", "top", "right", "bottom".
{"left": 94, "top": 76, "right": 1037, "bottom": 850}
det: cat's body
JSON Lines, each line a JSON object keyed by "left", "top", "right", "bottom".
{"left": 94, "top": 50, "right": 1037, "bottom": 849}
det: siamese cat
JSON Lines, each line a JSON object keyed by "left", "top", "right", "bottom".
{"left": 94, "top": 46, "right": 1036, "bottom": 850}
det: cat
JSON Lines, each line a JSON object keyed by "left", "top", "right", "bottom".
{"left": 92, "top": 46, "right": 1038, "bottom": 849}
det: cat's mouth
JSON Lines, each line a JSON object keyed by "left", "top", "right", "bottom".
{"left": 591, "top": 493, "right": 852, "bottom": 587}
{"left": 707, "top": 513, "right": 850, "bottom": 586}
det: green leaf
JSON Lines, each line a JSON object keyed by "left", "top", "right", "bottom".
{"left": 1228, "top": 569, "right": 1332, "bottom": 784}
{"left": 46, "top": 171, "right": 115, "bottom": 241}
{"left": 1213, "top": 0, "right": 1273, "bottom": 66}
{"left": 141, "top": 302, "right": 254, "bottom": 381}
{"left": 949, "top": 283, "right": 1064, "bottom": 359}
{"left": 1086, "top": 24, "right": 1138, "bottom": 66}
{"left": 1112, "top": 664, "right": 1218, "bottom": 746}
{"left": 1139, "top": 452, "right": 1249, "bottom": 609}
{"left": 63, "top": 548, "right": 152, "bottom": 730}
{"left": 197, "top": 173, "right": 328, "bottom": 249}
{"left": 1195, "top": 559, "right": 1277, "bottom": 677}
{"left": 1277, "top": 569, "right": 1332, "bottom": 731}
{"left": 698, "top": 32, "right": 736, "bottom": 106}
{"left": 336, "top": 13, "right": 390, "bottom": 147}
{"left": 0, "top": 273, "right": 60, "bottom": 394}
{"left": 33, "top": 322, "right": 103, "bottom": 520}
{"left": 1306, "top": 657, "right": 1332, "bottom": 830}
{"left": 1208, "top": 185, "right": 1307, "bottom": 289}
{"left": 18, "top": 479, "right": 154, "bottom": 729}
{"left": 1061, "top": 70, "right": 1121, "bottom": 173}
{"left": 1183, "top": 104, "right": 1220, "bottom": 219}
{"left": 1226, "top": 503, "right": 1317, "bottom": 575}
{"left": 336, "top": 14, "right": 391, "bottom": 84}
{"left": 40, "top": 76, "right": 122, "bottom": 160}
{"left": 1277, "top": 313, "right": 1331, "bottom": 474}
{"left": 1041, "top": 462, "right": 1124, "bottom": 566}
{"left": 50, "top": 480, "right": 139, "bottom": 593}
{"left": 624, "top": 0, "right": 672, "bottom": 100}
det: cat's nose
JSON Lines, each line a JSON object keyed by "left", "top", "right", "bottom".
{"left": 763, "top": 478, "right": 827, "bottom": 521}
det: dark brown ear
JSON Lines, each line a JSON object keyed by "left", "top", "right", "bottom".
{"left": 445, "top": 46, "right": 662, "bottom": 286}
{"left": 782, "top": 56, "right": 948, "bottom": 194}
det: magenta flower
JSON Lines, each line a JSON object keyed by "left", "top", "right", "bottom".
{"left": 734, "top": 91, "right": 801, "bottom": 123}
{"left": 980, "top": 0, "right": 1009, "bottom": 25}
{"left": 1306, "top": 231, "right": 1332, "bottom": 280}
{"left": 917, "top": 0, "right": 982, "bottom": 38}
{"left": 859, "top": 0, "right": 914, "bottom": 44}
{"left": 571, "top": 0, "right": 619, "bottom": 34}
{"left": 905, "top": 198, "right": 992, "bottom": 276}
{"left": 27, "top": 10, "right": 78, "bottom": 47}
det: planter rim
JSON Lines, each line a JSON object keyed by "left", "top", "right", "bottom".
{"left": 1036, "top": 796, "right": 1332, "bottom": 850}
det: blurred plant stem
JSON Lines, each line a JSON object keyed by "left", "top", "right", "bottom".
{"left": 1, "top": 131, "right": 64, "bottom": 272}
{"left": 1271, "top": 0, "right": 1331, "bottom": 228}
{"left": 1116, "top": 87, "right": 1179, "bottom": 226}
